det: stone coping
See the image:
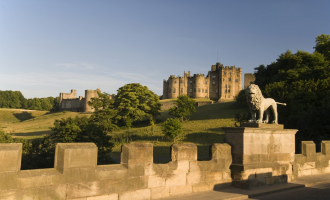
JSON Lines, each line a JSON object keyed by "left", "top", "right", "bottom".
{"left": 240, "top": 123, "right": 284, "bottom": 129}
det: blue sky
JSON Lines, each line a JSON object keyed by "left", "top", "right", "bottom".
{"left": 1, "top": 0, "right": 329, "bottom": 98}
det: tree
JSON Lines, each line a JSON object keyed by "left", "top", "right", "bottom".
{"left": 168, "top": 95, "right": 196, "bottom": 122}
{"left": 253, "top": 34, "right": 330, "bottom": 143}
{"left": 51, "top": 116, "right": 115, "bottom": 164}
{"left": 114, "top": 83, "right": 161, "bottom": 127}
{"left": 162, "top": 118, "right": 182, "bottom": 140}
{"left": 314, "top": 34, "right": 330, "bottom": 61}
{"left": 88, "top": 92, "right": 118, "bottom": 133}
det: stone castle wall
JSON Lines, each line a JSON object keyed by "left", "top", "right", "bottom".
{"left": 0, "top": 142, "right": 232, "bottom": 200}
{"left": 163, "top": 63, "right": 242, "bottom": 101}
{"left": 59, "top": 89, "right": 100, "bottom": 112}
{"left": 1, "top": 139, "right": 330, "bottom": 199}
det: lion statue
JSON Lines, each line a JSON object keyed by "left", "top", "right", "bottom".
{"left": 245, "top": 84, "right": 286, "bottom": 124}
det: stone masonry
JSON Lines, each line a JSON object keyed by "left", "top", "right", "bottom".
{"left": 163, "top": 62, "right": 242, "bottom": 101}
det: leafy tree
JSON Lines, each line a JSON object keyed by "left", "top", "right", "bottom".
{"left": 168, "top": 95, "right": 196, "bottom": 121}
{"left": 235, "top": 89, "right": 247, "bottom": 108}
{"left": 314, "top": 34, "right": 330, "bottom": 61}
{"left": 162, "top": 118, "right": 182, "bottom": 140}
{"left": 253, "top": 34, "right": 330, "bottom": 144}
{"left": 114, "top": 83, "right": 161, "bottom": 127}
{"left": 88, "top": 92, "right": 119, "bottom": 133}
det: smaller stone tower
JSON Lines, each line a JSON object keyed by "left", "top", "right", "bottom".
{"left": 84, "top": 88, "right": 101, "bottom": 112}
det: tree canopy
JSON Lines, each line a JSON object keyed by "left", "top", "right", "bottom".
{"left": 253, "top": 34, "right": 330, "bottom": 143}
{"left": 114, "top": 83, "right": 161, "bottom": 127}
{"left": 168, "top": 95, "right": 196, "bottom": 121}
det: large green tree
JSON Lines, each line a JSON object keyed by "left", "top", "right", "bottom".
{"left": 253, "top": 34, "right": 330, "bottom": 143}
{"left": 168, "top": 95, "right": 196, "bottom": 121}
{"left": 114, "top": 83, "right": 161, "bottom": 127}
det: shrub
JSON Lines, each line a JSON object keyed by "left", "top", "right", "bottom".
{"left": 162, "top": 118, "right": 182, "bottom": 140}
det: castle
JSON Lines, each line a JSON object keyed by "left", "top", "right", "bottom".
{"left": 59, "top": 89, "right": 100, "bottom": 112}
{"left": 163, "top": 62, "right": 242, "bottom": 101}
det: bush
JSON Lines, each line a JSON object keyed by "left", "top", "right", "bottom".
{"left": 162, "top": 118, "right": 182, "bottom": 140}
{"left": 169, "top": 95, "right": 196, "bottom": 121}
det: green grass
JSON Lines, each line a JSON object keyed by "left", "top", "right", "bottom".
{"left": 0, "top": 108, "right": 90, "bottom": 139}
{"left": 0, "top": 101, "right": 248, "bottom": 162}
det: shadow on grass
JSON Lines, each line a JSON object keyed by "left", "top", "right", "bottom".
{"left": 12, "top": 111, "right": 34, "bottom": 122}
{"left": 183, "top": 132, "right": 225, "bottom": 145}
{"left": 189, "top": 101, "right": 249, "bottom": 121}
{"left": 10, "top": 130, "right": 53, "bottom": 137}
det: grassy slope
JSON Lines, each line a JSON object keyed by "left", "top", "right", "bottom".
{"left": 0, "top": 101, "right": 248, "bottom": 162}
{"left": 0, "top": 108, "right": 90, "bottom": 139}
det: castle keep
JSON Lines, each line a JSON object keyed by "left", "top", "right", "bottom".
{"left": 163, "top": 62, "right": 242, "bottom": 101}
{"left": 59, "top": 88, "right": 100, "bottom": 112}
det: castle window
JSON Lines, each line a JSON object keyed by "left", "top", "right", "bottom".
{"left": 213, "top": 81, "right": 215, "bottom": 85}
{"left": 190, "top": 80, "right": 192, "bottom": 84}
{"left": 205, "top": 81, "right": 207, "bottom": 84}
{"left": 210, "top": 89, "right": 213, "bottom": 93}
{"left": 225, "top": 84, "right": 227, "bottom": 88}
{"left": 205, "top": 89, "right": 208, "bottom": 93}
{"left": 212, "top": 76, "right": 216, "bottom": 79}
{"left": 228, "top": 85, "right": 231, "bottom": 88}
{"left": 198, "top": 88, "right": 201, "bottom": 92}
{"left": 228, "top": 95, "right": 230, "bottom": 98}
{"left": 190, "top": 89, "right": 192, "bottom": 93}
{"left": 216, "top": 89, "right": 218, "bottom": 93}
{"left": 235, "top": 79, "right": 238, "bottom": 82}
{"left": 181, "top": 88, "right": 183, "bottom": 93}
{"left": 228, "top": 78, "right": 231, "bottom": 81}
{"left": 224, "top": 72, "right": 226, "bottom": 75}
{"left": 174, "top": 81, "right": 176, "bottom": 83}
{"left": 180, "top": 80, "right": 183, "bottom": 83}
{"left": 228, "top": 90, "right": 231, "bottom": 93}
{"left": 173, "top": 88, "right": 176, "bottom": 93}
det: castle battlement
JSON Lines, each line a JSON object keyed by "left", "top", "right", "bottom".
{"left": 163, "top": 62, "right": 243, "bottom": 100}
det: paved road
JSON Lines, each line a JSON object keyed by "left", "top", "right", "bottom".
{"left": 247, "top": 182, "right": 330, "bottom": 200}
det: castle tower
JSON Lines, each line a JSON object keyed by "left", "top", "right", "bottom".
{"left": 84, "top": 88, "right": 101, "bottom": 112}
{"left": 59, "top": 89, "right": 77, "bottom": 110}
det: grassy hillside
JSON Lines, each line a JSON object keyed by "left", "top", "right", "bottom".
{"left": 0, "top": 101, "right": 248, "bottom": 163}
{"left": 0, "top": 108, "right": 90, "bottom": 139}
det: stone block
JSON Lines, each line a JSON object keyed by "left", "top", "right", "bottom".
{"left": 204, "top": 171, "right": 223, "bottom": 181}
{"left": 301, "top": 141, "right": 316, "bottom": 157}
{"left": 192, "top": 182, "right": 212, "bottom": 193}
{"left": 119, "top": 189, "right": 150, "bottom": 200}
{"left": 17, "top": 169, "right": 61, "bottom": 188}
{"left": 0, "top": 172, "right": 18, "bottom": 190}
{"left": 0, "top": 143, "right": 22, "bottom": 173}
{"left": 66, "top": 181, "right": 105, "bottom": 198}
{"left": 321, "top": 141, "right": 330, "bottom": 155}
{"left": 87, "top": 194, "right": 118, "bottom": 200}
{"left": 62, "top": 167, "right": 96, "bottom": 183}
{"left": 211, "top": 143, "right": 231, "bottom": 161}
{"left": 169, "top": 184, "right": 192, "bottom": 196}
{"left": 148, "top": 175, "right": 165, "bottom": 188}
{"left": 55, "top": 143, "right": 97, "bottom": 173}
{"left": 171, "top": 143, "right": 197, "bottom": 161}
{"left": 165, "top": 173, "right": 186, "bottom": 187}
{"left": 121, "top": 143, "right": 153, "bottom": 165}
{"left": 150, "top": 187, "right": 169, "bottom": 199}
{"left": 95, "top": 165, "right": 127, "bottom": 181}
{"left": 186, "top": 171, "right": 202, "bottom": 184}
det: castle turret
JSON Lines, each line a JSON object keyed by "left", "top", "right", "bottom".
{"left": 84, "top": 88, "right": 101, "bottom": 112}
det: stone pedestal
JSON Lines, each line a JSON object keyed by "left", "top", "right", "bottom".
{"left": 223, "top": 123, "right": 297, "bottom": 188}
